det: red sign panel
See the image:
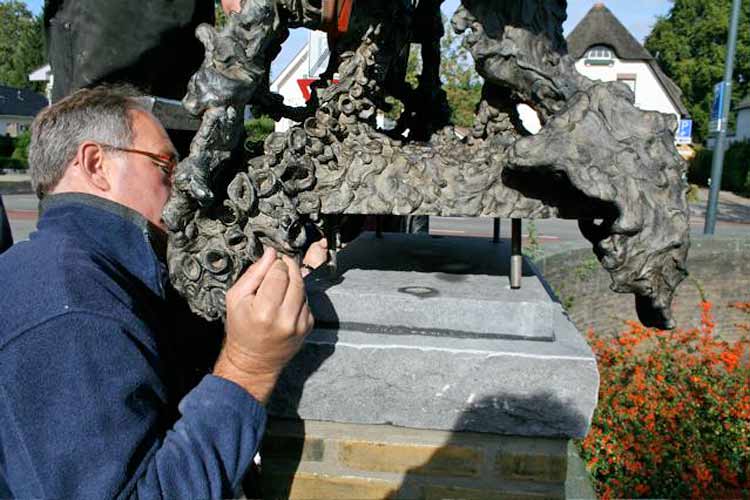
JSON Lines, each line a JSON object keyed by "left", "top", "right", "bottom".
{"left": 297, "top": 78, "right": 339, "bottom": 102}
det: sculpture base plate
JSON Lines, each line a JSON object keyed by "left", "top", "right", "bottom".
{"left": 270, "top": 233, "right": 599, "bottom": 438}
{"left": 307, "top": 233, "right": 555, "bottom": 340}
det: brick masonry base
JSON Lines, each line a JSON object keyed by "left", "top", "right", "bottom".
{"left": 260, "top": 418, "right": 572, "bottom": 500}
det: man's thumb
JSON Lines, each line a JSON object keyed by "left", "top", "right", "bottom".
{"left": 231, "top": 247, "right": 277, "bottom": 297}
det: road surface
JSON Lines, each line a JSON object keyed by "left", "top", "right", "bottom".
{"left": 4, "top": 189, "right": 749, "bottom": 248}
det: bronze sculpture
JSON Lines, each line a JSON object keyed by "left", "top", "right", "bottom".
{"left": 163, "top": 0, "right": 690, "bottom": 330}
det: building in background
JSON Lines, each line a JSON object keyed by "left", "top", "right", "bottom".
{"left": 566, "top": 3, "right": 690, "bottom": 146}
{"left": 0, "top": 85, "right": 48, "bottom": 137}
{"left": 705, "top": 95, "right": 750, "bottom": 149}
{"left": 29, "top": 64, "right": 54, "bottom": 102}
{"left": 733, "top": 96, "right": 750, "bottom": 143}
{"left": 270, "top": 31, "right": 330, "bottom": 133}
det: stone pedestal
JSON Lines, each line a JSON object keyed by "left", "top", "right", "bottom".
{"left": 264, "top": 233, "right": 599, "bottom": 499}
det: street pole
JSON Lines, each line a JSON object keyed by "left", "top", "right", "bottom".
{"left": 704, "top": 0, "right": 742, "bottom": 234}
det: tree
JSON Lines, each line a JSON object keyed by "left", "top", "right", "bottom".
{"left": 11, "top": 129, "right": 30, "bottom": 165}
{"left": 386, "top": 18, "right": 483, "bottom": 129}
{"left": 214, "top": 0, "right": 228, "bottom": 29}
{"left": 440, "top": 17, "right": 482, "bottom": 129}
{"left": 645, "top": 0, "right": 750, "bottom": 143}
{"left": 0, "top": 0, "right": 45, "bottom": 91}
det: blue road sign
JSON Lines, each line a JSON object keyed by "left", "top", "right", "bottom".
{"left": 710, "top": 82, "right": 729, "bottom": 132}
{"left": 676, "top": 119, "right": 693, "bottom": 144}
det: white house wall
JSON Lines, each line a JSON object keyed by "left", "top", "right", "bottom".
{"left": 574, "top": 58, "right": 680, "bottom": 122}
{"left": 0, "top": 116, "right": 33, "bottom": 138}
{"left": 735, "top": 109, "right": 750, "bottom": 142}
{"left": 270, "top": 31, "right": 330, "bottom": 133}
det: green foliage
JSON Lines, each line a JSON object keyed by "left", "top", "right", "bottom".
{"left": 387, "top": 19, "right": 482, "bottom": 129}
{"left": 522, "top": 220, "right": 544, "bottom": 262}
{"left": 687, "top": 183, "right": 701, "bottom": 203}
{"left": 444, "top": 85, "right": 482, "bottom": 129}
{"left": 688, "top": 141, "right": 750, "bottom": 193}
{"left": 724, "top": 141, "right": 750, "bottom": 194}
{"left": 383, "top": 45, "right": 422, "bottom": 122}
{"left": 244, "top": 115, "right": 274, "bottom": 150}
{"left": 645, "top": 0, "right": 750, "bottom": 144}
{"left": 10, "top": 130, "right": 30, "bottom": 162}
{"left": 688, "top": 145, "right": 712, "bottom": 185}
{"left": 214, "top": 0, "right": 228, "bottom": 28}
{"left": 440, "top": 18, "right": 482, "bottom": 128}
{"left": 0, "top": 156, "right": 27, "bottom": 170}
{"left": 574, "top": 257, "right": 599, "bottom": 281}
{"left": 0, "top": 0, "right": 45, "bottom": 91}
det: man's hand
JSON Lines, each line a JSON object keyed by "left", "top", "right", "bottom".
{"left": 214, "top": 248, "right": 314, "bottom": 404}
{"left": 301, "top": 238, "right": 329, "bottom": 277}
{"left": 221, "top": 0, "right": 242, "bottom": 14}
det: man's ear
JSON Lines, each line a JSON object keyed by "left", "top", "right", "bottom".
{"left": 75, "top": 141, "right": 111, "bottom": 192}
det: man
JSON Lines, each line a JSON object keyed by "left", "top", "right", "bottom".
{"left": 0, "top": 87, "right": 312, "bottom": 498}
{"left": 0, "top": 195, "right": 11, "bottom": 253}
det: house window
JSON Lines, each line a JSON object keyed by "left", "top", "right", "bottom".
{"left": 585, "top": 45, "right": 615, "bottom": 66}
{"left": 617, "top": 73, "right": 637, "bottom": 93}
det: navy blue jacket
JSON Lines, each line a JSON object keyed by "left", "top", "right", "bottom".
{"left": 0, "top": 195, "right": 11, "bottom": 253}
{"left": 0, "top": 193, "right": 266, "bottom": 498}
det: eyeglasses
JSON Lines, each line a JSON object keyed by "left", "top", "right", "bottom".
{"left": 99, "top": 144, "right": 178, "bottom": 179}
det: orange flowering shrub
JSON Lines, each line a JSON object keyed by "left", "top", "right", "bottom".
{"left": 580, "top": 301, "right": 750, "bottom": 498}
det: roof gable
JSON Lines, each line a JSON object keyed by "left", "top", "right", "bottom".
{"left": 271, "top": 44, "right": 309, "bottom": 92}
{"left": 566, "top": 3, "right": 652, "bottom": 61}
{"left": 566, "top": 3, "right": 689, "bottom": 117}
{"left": 0, "top": 85, "right": 48, "bottom": 117}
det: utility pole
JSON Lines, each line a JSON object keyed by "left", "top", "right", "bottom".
{"left": 704, "top": 0, "right": 742, "bottom": 234}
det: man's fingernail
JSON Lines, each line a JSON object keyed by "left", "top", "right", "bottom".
{"left": 275, "top": 259, "right": 289, "bottom": 272}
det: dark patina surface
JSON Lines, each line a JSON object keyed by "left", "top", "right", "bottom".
{"left": 163, "top": 0, "right": 689, "bottom": 329}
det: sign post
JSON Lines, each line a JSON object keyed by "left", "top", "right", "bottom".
{"left": 704, "top": 0, "right": 742, "bottom": 235}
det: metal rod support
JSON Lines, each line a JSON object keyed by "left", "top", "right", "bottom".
{"left": 705, "top": 0, "right": 742, "bottom": 235}
{"left": 511, "top": 218, "right": 522, "bottom": 289}
{"left": 492, "top": 218, "right": 501, "bottom": 243}
{"left": 325, "top": 218, "right": 339, "bottom": 275}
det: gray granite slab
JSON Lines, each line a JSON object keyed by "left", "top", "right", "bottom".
{"left": 306, "top": 233, "right": 555, "bottom": 340}
{"left": 269, "top": 233, "right": 599, "bottom": 439}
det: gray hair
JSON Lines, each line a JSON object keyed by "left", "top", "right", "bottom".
{"left": 29, "top": 86, "right": 147, "bottom": 198}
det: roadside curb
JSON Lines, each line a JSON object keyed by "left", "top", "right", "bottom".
{"left": 0, "top": 181, "right": 32, "bottom": 195}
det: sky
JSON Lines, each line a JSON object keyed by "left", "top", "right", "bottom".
{"left": 23, "top": 0, "right": 673, "bottom": 79}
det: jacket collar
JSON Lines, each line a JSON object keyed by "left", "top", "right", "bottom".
{"left": 38, "top": 193, "right": 169, "bottom": 298}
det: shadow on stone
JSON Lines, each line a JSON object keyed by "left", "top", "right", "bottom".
{"left": 323, "top": 232, "right": 535, "bottom": 279}
{"left": 383, "top": 392, "right": 590, "bottom": 500}
{"left": 257, "top": 391, "right": 593, "bottom": 499}
{"left": 260, "top": 284, "right": 339, "bottom": 498}
{"left": 256, "top": 233, "right": 598, "bottom": 498}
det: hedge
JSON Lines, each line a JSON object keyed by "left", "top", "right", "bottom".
{"left": 688, "top": 141, "right": 750, "bottom": 194}
{"left": 580, "top": 301, "right": 750, "bottom": 498}
{"left": 0, "top": 136, "right": 15, "bottom": 157}
{"left": 0, "top": 157, "right": 28, "bottom": 171}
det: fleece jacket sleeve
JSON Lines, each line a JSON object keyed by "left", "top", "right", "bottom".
{"left": 0, "top": 311, "right": 266, "bottom": 499}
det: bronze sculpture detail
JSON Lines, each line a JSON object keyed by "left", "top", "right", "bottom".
{"left": 163, "top": 0, "right": 690, "bottom": 329}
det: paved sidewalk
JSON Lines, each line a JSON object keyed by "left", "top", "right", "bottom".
{"left": 690, "top": 187, "right": 750, "bottom": 225}
{"left": 0, "top": 173, "right": 31, "bottom": 182}
{"left": 0, "top": 172, "right": 32, "bottom": 195}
